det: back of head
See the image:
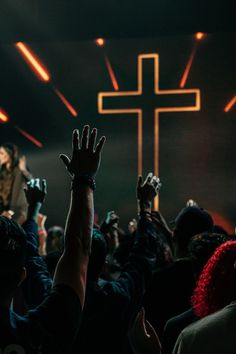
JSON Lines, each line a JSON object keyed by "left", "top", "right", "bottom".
{"left": 46, "top": 225, "right": 64, "bottom": 254}
{"left": 192, "top": 240, "right": 236, "bottom": 318}
{"left": 0, "top": 216, "right": 27, "bottom": 300}
{"left": 173, "top": 206, "right": 214, "bottom": 253}
{"left": 188, "top": 232, "right": 229, "bottom": 276}
{"left": 87, "top": 228, "right": 108, "bottom": 281}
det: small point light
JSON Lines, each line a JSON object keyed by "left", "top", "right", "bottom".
{"left": 195, "top": 32, "right": 205, "bottom": 41}
{"left": 95, "top": 38, "right": 106, "bottom": 47}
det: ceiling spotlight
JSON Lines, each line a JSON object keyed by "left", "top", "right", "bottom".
{"left": 195, "top": 32, "right": 206, "bottom": 41}
{"left": 95, "top": 38, "right": 106, "bottom": 47}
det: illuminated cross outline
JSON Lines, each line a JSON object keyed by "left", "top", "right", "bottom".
{"left": 98, "top": 53, "right": 201, "bottom": 209}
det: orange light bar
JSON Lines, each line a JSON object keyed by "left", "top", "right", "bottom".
{"left": 54, "top": 88, "right": 78, "bottom": 117}
{"left": 104, "top": 56, "right": 119, "bottom": 91}
{"left": 195, "top": 32, "right": 205, "bottom": 40}
{"left": 224, "top": 95, "right": 236, "bottom": 112}
{"left": 180, "top": 45, "right": 197, "bottom": 88}
{"left": 0, "top": 109, "right": 9, "bottom": 123}
{"left": 95, "top": 38, "right": 106, "bottom": 47}
{"left": 15, "top": 126, "right": 43, "bottom": 148}
{"left": 15, "top": 42, "right": 50, "bottom": 82}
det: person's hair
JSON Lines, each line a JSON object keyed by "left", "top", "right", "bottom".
{"left": 46, "top": 225, "right": 64, "bottom": 254}
{"left": 191, "top": 241, "right": 236, "bottom": 318}
{"left": 173, "top": 206, "right": 213, "bottom": 253}
{"left": 87, "top": 228, "right": 108, "bottom": 281}
{"left": 188, "top": 232, "right": 229, "bottom": 276}
{"left": 0, "top": 143, "right": 20, "bottom": 169}
{"left": 0, "top": 216, "right": 27, "bottom": 299}
{"left": 212, "top": 224, "right": 228, "bottom": 235}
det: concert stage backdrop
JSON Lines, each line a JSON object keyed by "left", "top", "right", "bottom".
{"left": 0, "top": 32, "right": 235, "bottom": 232}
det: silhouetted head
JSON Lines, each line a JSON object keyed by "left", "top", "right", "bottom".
{"left": 46, "top": 225, "right": 64, "bottom": 254}
{"left": 188, "top": 232, "right": 229, "bottom": 276}
{"left": 173, "top": 206, "right": 214, "bottom": 255}
{"left": 0, "top": 216, "right": 27, "bottom": 303}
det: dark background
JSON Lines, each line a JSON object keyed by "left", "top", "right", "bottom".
{"left": 0, "top": 1, "right": 235, "bottom": 232}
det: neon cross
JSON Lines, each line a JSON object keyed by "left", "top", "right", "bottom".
{"left": 98, "top": 53, "right": 201, "bottom": 209}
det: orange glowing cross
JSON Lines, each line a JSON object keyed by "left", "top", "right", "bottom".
{"left": 98, "top": 53, "right": 201, "bottom": 209}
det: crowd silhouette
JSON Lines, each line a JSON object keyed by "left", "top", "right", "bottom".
{"left": 0, "top": 125, "right": 235, "bottom": 354}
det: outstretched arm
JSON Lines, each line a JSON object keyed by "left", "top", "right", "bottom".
{"left": 21, "top": 178, "right": 52, "bottom": 308}
{"left": 53, "top": 125, "right": 106, "bottom": 307}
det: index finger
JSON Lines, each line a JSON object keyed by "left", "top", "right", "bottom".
{"left": 41, "top": 179, "right": 47, "bottom": 195}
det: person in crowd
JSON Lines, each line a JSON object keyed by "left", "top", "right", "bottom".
{"left": 0, "top": 125, "right": 106, "bottom": 353}
{"left": 129, "top": 238, "right": 236, "bottom": 354}
{"left": 143, "top": 205, "right": 214, "bottom": 337}
{"left": 173, "top": 240, "right": 236, "bottom": 354}
{"left": 72, "top": 172, "right": 162, "bottom": 354}
{"left": 0, "top": 142, "right": 32, "bottom": 224}
{"left": 161, "top": 232, "right": 231, "bottom": 354}
{"left": 113, "top": 209, "right": 173, "bottom": 275}
{"left": 46, "top": 225, "right": 64, "bottom": 254}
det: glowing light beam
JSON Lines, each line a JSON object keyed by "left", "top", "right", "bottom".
{"left": 54, "top": 88, "right": 78, "bottom": 117}
{"left": 14, "top": 126, "right": 43, "bottom": 148}
{"left": 104, "top": 56, "right": 119, "bottom": 91}
{"left": 180, "top": 45, "right": 198, "bottom": 88}
{"left": 224, "top": 95, "right": 236, "bottom": 112}
{"left": 15, "top": 42, "right": 50, "bottom": 82}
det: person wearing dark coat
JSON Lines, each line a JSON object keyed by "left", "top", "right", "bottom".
{"left": 0, "top": 142, "right": 32, "bottom": 223}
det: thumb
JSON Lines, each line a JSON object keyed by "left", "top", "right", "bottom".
{"left": 59, "top": 154, "right": 70, "bottom": 168}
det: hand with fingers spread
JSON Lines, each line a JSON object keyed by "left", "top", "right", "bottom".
{"left": 137, "top": 173, "right": 161, "bottom": 213}
{"left": 129, "top": 308, "right": 162, "bottom": 354}
{"left": 24, "top": 178, "right": 47, "bottom": 222}
{"left": 24, "top": 178, "right": 47, "bottom": 206}
{"left": 54, "top": 125, "right": 106, "bottom": 307}
{"left": 60, "top": 125, "right": 106, "bottom": 179}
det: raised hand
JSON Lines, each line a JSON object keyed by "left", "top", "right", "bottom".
{"left": 186, "top": 199, "right": 198, "bottom": 207}
{"left": 24, "top": 178, "right": 47, "bottom": 206}
{"left": 105, "top": 211, "right": 119, "bottom": 228}
{"left": 18, "top": 155, "right": 27, "bottom": 172}
{"left": 137, "top": 173, "right": 161, "bottom": 210}
{"left": 60, "top": 125, "right": 106, "bottom": 178}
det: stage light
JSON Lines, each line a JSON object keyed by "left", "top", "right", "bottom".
{"left": 95, "top": 38, "right": 106, "bottom": 47}
{"left": 15, "top": 42, "right": 50, "bottom": 82}
{"left": 54, "top": 88, "right": 78, "bottom": 117}
{"left": 224, "top": 95, "right": 236, "bottom": 112}
{"left": 14, "top": 126, "right": 43, "bottom": 148}
{"left": 180, "top": 45, "right": 197, "bottom": 88}
{"left": 195, "top": 32, "right": 205, "bottom": 40}
{"left": 104, "top": 56, "right": 119, "bottom": 91}
{"left": 0, "top": 109, "right": 9, "bottom": 123}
